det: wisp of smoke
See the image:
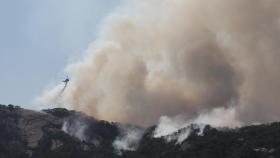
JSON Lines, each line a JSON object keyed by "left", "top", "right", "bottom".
{"left": 62, "top": 114, "right": 89, "bottom": 142}
{"left": 113, "top": 125, "right": 144, "bottom": 154}
{"left": 62, "top": 113, "right": 100, "bottom": 145}
{"left": 36, "top": 0, "right": 280, "bottom": 128}
{"left": 62, "top": 119, "right": 88, "bottom": 142}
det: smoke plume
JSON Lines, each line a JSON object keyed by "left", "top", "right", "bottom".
{"left": 113, "top": 125, "right": 144, "bottom": 154}
{"left": 153, "top": 107, "right": 241, "bottom": 143}
{"left": 36, "top": 0, "right": 280, "bottom": 127}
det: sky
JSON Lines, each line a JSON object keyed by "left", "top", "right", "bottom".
{"left": 0, "top": 0, "right": 121, "bottom": 109}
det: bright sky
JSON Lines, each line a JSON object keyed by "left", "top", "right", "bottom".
{"left": 0, "top": 0, "right": 121, "bottom": 109}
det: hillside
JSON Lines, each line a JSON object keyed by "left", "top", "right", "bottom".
{"left": 0, "top": 104, "right": 280, "bottom": 158}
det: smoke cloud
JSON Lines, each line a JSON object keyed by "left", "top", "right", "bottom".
{"left": 153, "top": 107, "right": 241, "bottom": 143}
{"left": 36, "top": 0, "right": 280, "bottom": 127}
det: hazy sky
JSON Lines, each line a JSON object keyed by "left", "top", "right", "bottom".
{"left": 0, "top": 0, "right": 121, "bottom": 109}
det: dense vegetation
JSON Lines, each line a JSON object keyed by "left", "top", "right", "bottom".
{"left": 0, "top": 104, "right": 280, "bottom": 158}
{"left": 125, "top": 124, "right": 280, "bottom": 158}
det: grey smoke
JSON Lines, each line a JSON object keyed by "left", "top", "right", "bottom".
{"left": 36, "top": 0, "right": 280, "bottom": 127}
{"left": 62, "top": 113, "right": 89, "bottom": 141}
{"left": 61, "top": 113, "right": 100, "bottom": 146}
{"left": 113, "top": 125, "right": 144, "bottom": 154}
{"left": 62, "top": 119, "right": 88, "bottom": 141}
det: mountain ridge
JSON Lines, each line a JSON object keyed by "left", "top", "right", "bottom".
{"left": 1, "top": 104, "right": 280, "bottom": 158}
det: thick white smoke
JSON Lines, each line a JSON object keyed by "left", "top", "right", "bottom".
{"left": 36, "top": 0, "right": 280, "bottom": 127}
{"left": 153, "top": 107, "right": 242, "bottom": 143}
